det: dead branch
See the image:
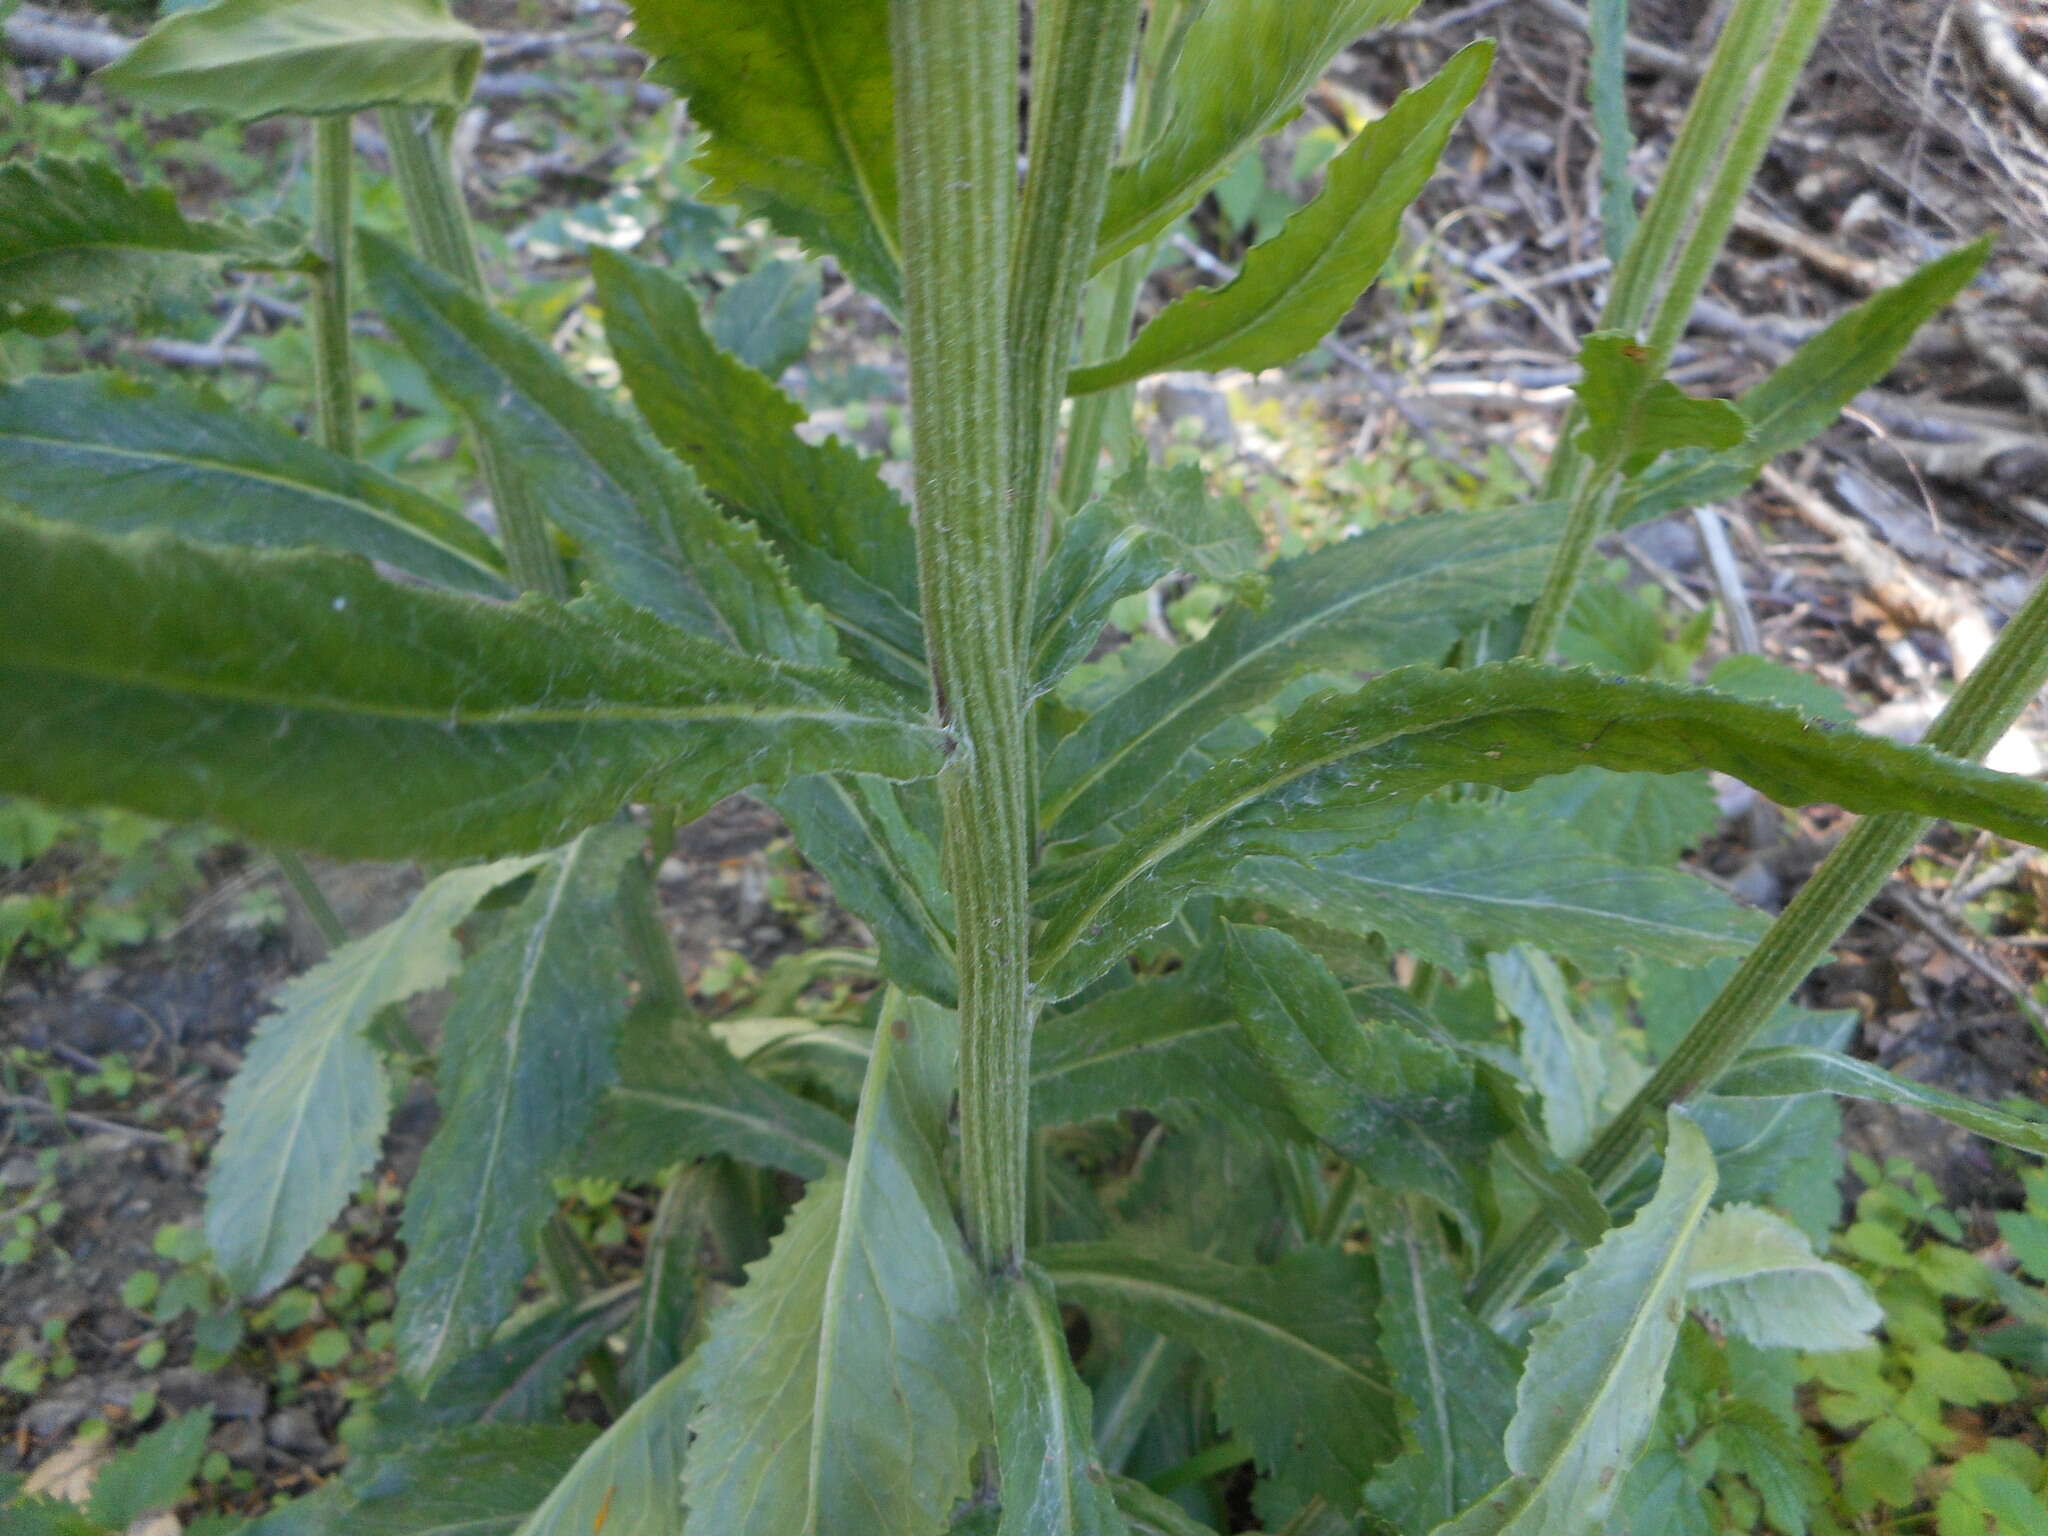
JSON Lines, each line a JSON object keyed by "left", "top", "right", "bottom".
{"left": 1957, "top": 0, "right": 2048, "bottom": 135}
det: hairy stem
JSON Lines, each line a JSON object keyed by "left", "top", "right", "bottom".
{"left": 1011, "top": 0, "right": 1144, "bottom": 595}
{"left": 1475, "top": 569, "right": 2048, "bottom": 1318}
{"left": 892, "top": 0, "right": 1031, "bottom": 1273}
{"left": 1521, "top": 0, "right": 1833, "bottom": 655}
{"left": 308, "top": 114, "right": 357, "bottom": 459}
{"left": 379, "top": 105, "right": 568, "bottom": 600}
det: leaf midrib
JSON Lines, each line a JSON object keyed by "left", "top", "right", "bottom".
{"left": 1045, "top": 1265, "right": 1390, "bottom": 1396}
{"left": 1041, "top": 519, "right": 1549, "bottom": 832}
{"left": 608, "top": 1087, "right": 848, "bottom": 1172}
{"left": 413, "top": 842, "right": 582, "bottom": 1375}
{"left": 3, "top": 657, "right": 919, "bottom": 735}
{"left": 0, "top": 426, "right": 502, "bottom": 581}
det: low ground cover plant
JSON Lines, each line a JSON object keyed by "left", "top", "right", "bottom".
{"left": 5, "top": 0, "right": 2048, "bottom": 1531}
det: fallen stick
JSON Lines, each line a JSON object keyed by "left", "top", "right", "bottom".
{"left": 1958, "top": 0, "right": 2048, "bottom": 136}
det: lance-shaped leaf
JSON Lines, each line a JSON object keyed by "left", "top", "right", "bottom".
{"left": 99, "top": 0, "right": 483, "bottom": 119}
{"left": 1232, "top": 802, "right": 1761, "bottom": 978}
{"left": 1030, "top": 963, "right": 1295, "bottom": 1136}
{"left": 1587, "top": 0, "right": 1637, "bottom": 261}
{"left": 1096, "top": 0, "right": 1422, "bottom": 266}
{"left": 594, "top": 250, "right": 925, "bottom": 689}
{"left": 1073, "top": 43, "right": 1490, "bottom": 393}
{"left": 775, "top": 775, "right": 956, "bottom": 1005}
{"left": 682, "top": 997, "right": 984, "bottom": 1534}
{"left": 1033, "top": 659, "right": 2048, "bottom": 999}
{"left": 1685, "top": 1203, "right": 1881, "bottom": 1353}
{"left": 1040, "top": 502, "right": 1567, "bottom": 844}
{"left": 0, "top": 520, "right": 946, "bottom": 861}
{"left": 577, "top": 1007, "right": 853, "bottom": 1182}
{"left": 1226, "top": 924, "right": 1501, "bottom": 1239}
{"left": 0, "top": 374, "right": 509, "bottom": 596}
{"left": 1033, "top": 465, "right": 1266, "bottom": 693}
{"left": 1039, "top": 1243, "right": 1399, "bottom": 1512}
{"left": 1713, "top": 1046, "right": 2048, "bottom": 1158}
{"left": 628, "top": 0, "right": 899, "bottom": 310}
{"left": 397, "top": 826, "right": 640, "bottom": 1384}
{"left": 361, "top": 234, "right": 832, "bottom": 663}
{"left": 516, "top": 1360, "right": 695, "bottom": 1536}
{"left": 1574, "top": 332, "right": 1747, "bottom": 478}
{"left": 1434, "top": 1111, "right": 1718, "bottom": 1536}
{"left": 1364, "top": 1200, "right": 1522, "bottom": 1531}
{"left": 988, "top": 1267, "right": 1130, "bottom": 1536}
{"left": 1628, "top": 240, "right": 1990, "bottom": 524}
{"left": 0, "top": 157, "right": 302, "bottom": 332}
{"left": 242, "top": 1426, "right": 597, "bottom": 1536}
{"left": 207, "top": 853, "right": 550, "bottom": 1297}
{"left": 1489, "top": 947, "right": 1609, "bottom": 1163}
{"left": 371, "top": 1287, "right": 640, "bottom": 1442}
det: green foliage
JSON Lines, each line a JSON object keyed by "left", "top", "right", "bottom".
{"left": 628, "top": 0, "right": 900, "bottom": 311}
{"left": 1071, "top": 41, "right": 1490, "bottom": 391}
{"left": 2, "top": 5, "right": 2034, "bottom": 1533}
{"left": 100, "top": 0, "right": 483, "bottom": 120}
{"left": 208, "top": 854, "right": 550, "bottom": 1294}
{"left": 1, "top": 798, "right": 223, "bottom": 971}
{"left": 0, "top": 158, "right": 300, "bottom": 334}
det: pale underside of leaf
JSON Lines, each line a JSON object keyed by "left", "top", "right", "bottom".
{"left": 206, "top": 852, "right": 549, "bottom": 1296}
{"left": 987, "top": 1267, "right": 1129, "bottom": 1536}
{"left": 1685, "top": 1202, "right": 1881, "bottom": 1352}
{"left": 1433, "top": 1111, "right": 1718, "bottom": 1536}
{"left": 98, "top": 0, "right": 484, "bottom": 119}
{"left": 1713, "top": 1045, "right": 2048, "bottom": 1158}
{"left": 515, "top": 1358, "right": 695, "bottom": 1536}
{"left": 681, "top": 999, "right": 983, "bottom": 1535}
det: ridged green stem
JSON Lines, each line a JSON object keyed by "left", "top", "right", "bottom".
{"left": 1475, "top": 568, "right": 2048, "bottom": 1319}
{"left": 1521, "top": 0, "right": 1833, "bottom": 657}
{"left": 1011, "top": 0, "right": 1145, "bottom": 595}
{"left": 1056, "top": 0, "right": 1192, "bottom": 511}
{"left": 379, "top": 105, "right": 568, "bottom": 600}
{"left": 1059, "top": 248, "right": 1150, "bottom": 510}
{"left": 308, "top": 114, "right": 358, "bottom": 459}
{"left": 276, "top": 848, "right": 346, "bottom": 949}
{"left": 892, "top": 0, "right": 1031, "bottom": 1273}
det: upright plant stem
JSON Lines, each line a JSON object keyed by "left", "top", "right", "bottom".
{"left": 1010, "top": 0, "right": 1144, "bottom": 604}
{"left": 379, "top": 105, "right": 568, "bottom": 600}
{"left": 1057, "top": 0, "right": 1191, "bottom": 512}
{"left": 276, "top": 847, "right": 346, "bottom": 949}
{"left": 272, "top": 113, "right": 360, "bottom": 956}
{"left": 1519, "top": 0, "right": 1833, "bottom": 659}
{"left": 1474, "top": 570, "right": 2048, "bottom": 1319}
{"left": 891, "top": 0, "right": 1031, "bottom": 1273}
{"left": 308, "top": 114, "right": 358, "bottom": 459}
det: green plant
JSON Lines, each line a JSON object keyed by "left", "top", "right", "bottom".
{"left": 5, "top": 0, "right": 2048, "bottom": 1531}
{"left": 0, "top": 798, "right": 224, "bottom": 971}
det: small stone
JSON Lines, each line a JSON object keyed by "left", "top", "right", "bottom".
{"left": 265, "top": 1404, "right": 327, "bottom": 1459}
{"left": 21, "top": 1382, "right": 99, "bottom": 1440}
{"left": 213, "top": 1417, "right": 265, "bottom": 1465}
